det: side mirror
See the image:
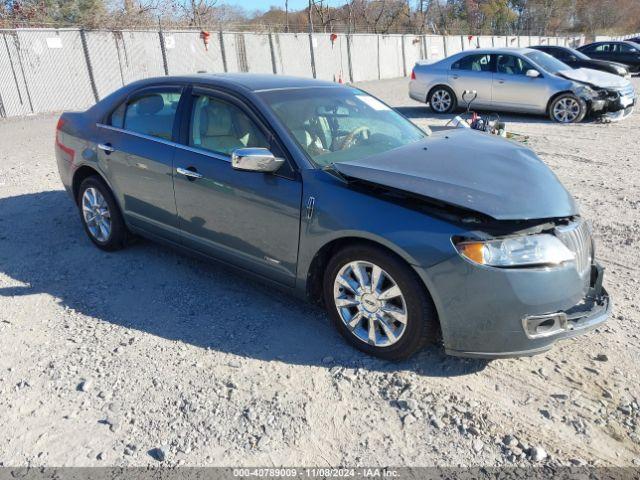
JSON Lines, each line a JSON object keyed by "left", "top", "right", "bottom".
{"left": 526, "top": 69, "right": 541, "bottom": 78}
{"left": 231, "top": 147, "right": 284, "bottom": 173}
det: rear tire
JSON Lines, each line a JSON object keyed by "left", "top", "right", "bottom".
{"left": 428, "top": 86, "right": 457, "bottom": 114}
{"left": 549, "top": 93, "right": 586, "bottom": 123}
{"left": 323, "top": 244, "right": 439, "bottom": 361}
{"left": 77, "top": 176, "right": 128, "bottom": 251}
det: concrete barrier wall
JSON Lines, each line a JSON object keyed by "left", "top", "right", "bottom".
{"left": 403, "top": 36, "right": 423, "bottom": 72}
{"left": 477, "top": 36, "right": 493, "bottom": 48}
{"left": 493, "top": 36, "right": 507, "bottom": 47}
{"left": 242, "top": 33, "right": 273, "bottom": 74}
{"left": 164, "top": 31, "right": 224, "bottom": 75}
{"left": 379, "top": 35, "right": 404, "bottom": 79}
{"left": 221, "top": 33, "right": 244, "bottom": 73}
{"left": 350, "top": 34, "right": 380, "bottom": 81}
{"left": 313, "top": 33, "right": 349, "bottom": 82}
{"left": 444, "top": 35, "right": 463, "bottom": 56}
{"left": 273, "top": 33, "right": 312, "bottom": 77}
{"left": 425, "top": 36, "right": 445, "bottom": 60}
{"left": 0, "top": 27, "right": 607, "bottom": 117}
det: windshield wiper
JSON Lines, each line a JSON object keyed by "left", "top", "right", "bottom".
{"left": 322, "top": 162, "right": 349, "bottom": 182}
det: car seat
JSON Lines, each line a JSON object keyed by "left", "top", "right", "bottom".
{"left": 199, "top": 103, "right": 244, "bottom": 154}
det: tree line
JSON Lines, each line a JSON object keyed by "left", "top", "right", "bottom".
{"left": 1, "top": 0, "right": 638, "bottom": 35}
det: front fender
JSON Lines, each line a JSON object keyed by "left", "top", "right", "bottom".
{"left": 296, "top": 169, "right": 462, "bottom": 294}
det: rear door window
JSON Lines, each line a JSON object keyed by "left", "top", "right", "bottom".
{"left": 452, "top": 54, "right": 493, "bottom": 72}
{"left": 108, "top": 89, "right": 182, "bottom": 140}
{"left": 123, "top": 92, "right": 182, "bottom": 141}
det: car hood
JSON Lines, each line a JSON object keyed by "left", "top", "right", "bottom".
{"left": 332, "top": 129, "right": 578, "bottom": 221}
{"left": 583, "top": 59, "right": 628, "bottom": 70}
{"left": 557, "top": 67, "right": 629, "bottom": 89}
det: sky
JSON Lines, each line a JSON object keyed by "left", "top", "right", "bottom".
{"left": 224, "top": 0, "right": 347, "bottom": 13}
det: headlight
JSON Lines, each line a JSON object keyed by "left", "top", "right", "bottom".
{"left": 455, "top": 234, "right": 575, "bottom": 268}
{"left": 573, "top": 85, "right": 596, "bottom": 98}
{"left": 617, "top": 67, "right": 628, "bottom": 75}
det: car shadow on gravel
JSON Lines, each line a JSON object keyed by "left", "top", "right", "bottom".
{"left": 0, "top": 190, "right": 488, "bottom": 378}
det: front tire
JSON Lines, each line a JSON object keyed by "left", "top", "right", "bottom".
{"left": 549, "top": 93, "right": 586, "bottom": 123}
{"left": 428, "top": 86, "right": 457, "bottom": 114}
{"left": 323, "top": 245, "right": 439, "bottom": 360}
{"left": 77, "top": 176, "right": 128, "bottom": 251}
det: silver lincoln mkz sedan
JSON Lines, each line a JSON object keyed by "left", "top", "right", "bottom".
{"left": 410, "top": 48, "right": 636, "bottom": 122}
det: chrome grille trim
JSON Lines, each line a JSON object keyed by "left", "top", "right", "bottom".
{"left": 555, "top": 221, "right": 593, "bottom": 276}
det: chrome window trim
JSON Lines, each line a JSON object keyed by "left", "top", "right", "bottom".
{"left": 253, "top": 85, "right": 345, "bottom": 93}
{"left": 96, "top": 123, "right": 231, "bottom": 163}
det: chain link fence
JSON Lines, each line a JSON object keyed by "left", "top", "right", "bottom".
{"left": 0, "top": 27, "right": 626, "bottom": 118}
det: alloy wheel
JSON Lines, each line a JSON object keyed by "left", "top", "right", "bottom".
{"left": 553, "top": 97, "right": 581, "bottom": 122}
{"left": 81, "top": 187, "right": 111, "bottom": 242}
{"left": 430, "top": 89, "right": 452, "bottom": 112}
{"left": 333, "top": 260, "right": 408, "bottom": 347}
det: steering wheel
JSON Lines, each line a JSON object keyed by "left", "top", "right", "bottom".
{"left": 339, "top": 126, "right": 371, "bottom": 150}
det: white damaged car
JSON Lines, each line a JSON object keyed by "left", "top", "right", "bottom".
{"left": 410, "top": 48, "right": 636, "bottom": 122}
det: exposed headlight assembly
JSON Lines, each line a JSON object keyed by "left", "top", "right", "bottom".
{"left": 455, "top": 234, "right": 575, "bottom": 268}
{"left": 573, "top": 85, "right": 597, "bottom": 98}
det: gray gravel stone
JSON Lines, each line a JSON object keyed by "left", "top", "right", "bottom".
{"left": 530, "top": 446, "right": 547, "bottom": 462}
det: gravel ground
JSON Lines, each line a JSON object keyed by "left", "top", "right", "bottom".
{"left": 0, "top": 77, "right": 639, "bottom": 468}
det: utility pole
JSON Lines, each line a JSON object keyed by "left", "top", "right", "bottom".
{"left": 285, "top": 0, "right": 289, "bottom": 32}
{"left": 308, "top": 0, "right": 316, "bottom": 78}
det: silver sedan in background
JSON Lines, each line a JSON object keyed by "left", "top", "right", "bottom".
{"left": 409, "top": 48, "right": 636, "bottom": 122}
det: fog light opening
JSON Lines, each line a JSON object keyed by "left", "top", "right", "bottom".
{"left": 522, "top": 313, "right": 568, "bottom": 339}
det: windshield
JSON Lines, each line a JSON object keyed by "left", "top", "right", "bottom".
{"left": 259, "top": 87, "right": 429, "bottom": 167}
{"left": 568, "top": 47, "right": 590, "bottom": 60}
{"left": 525, "top": 50, "right": 571, "bottom": 74}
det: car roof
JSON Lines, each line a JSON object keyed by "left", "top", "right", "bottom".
{"left": 454, "top": 47, "right": 539, "bottom": 55}
{"left": 583, "top": 40, "right": 638, "bottom": 46}
{"left": 125, "top": 73, "right": 342, "bottom": 93}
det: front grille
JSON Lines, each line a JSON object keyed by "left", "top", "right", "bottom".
{"left": 555, "top": 221, "right": 593, "bottom": 276}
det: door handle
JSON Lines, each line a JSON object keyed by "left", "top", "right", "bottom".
{"left": 98, "top": 143, "right": 115, "bottom": 153}
{"left": 452, "top": 74, "right": 459, "bottom": 79}
{"left": 176, "top": 167, "right": 203, "bottom": 180}
{"left": 498, "top": 79, "right": 505, "bottom": 84}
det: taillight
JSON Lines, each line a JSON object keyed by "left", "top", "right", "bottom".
{"left": 55, "top": 116, "right": 75, "bottom": 161}
{"left": 411, "top": 69, "right": 416, "bottom": 80}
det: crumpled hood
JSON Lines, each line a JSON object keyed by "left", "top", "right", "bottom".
{"left": 557, "top": 68, "right": 630, "bottom": 89}
{"left": 333, "top": 129, "right": 578, "bottom": 221}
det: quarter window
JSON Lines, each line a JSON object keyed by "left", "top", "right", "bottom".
{"left": 117, "top": 91, "right": 181, "bottom": 141}
{"left": 452, "top": 54, "right": 493, "bottom": 72}
{"left": 189, "top": 95, "right": 269, "bottom": 156}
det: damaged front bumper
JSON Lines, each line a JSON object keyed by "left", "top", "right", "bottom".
{"left": 588, "top": 88, "right": 636, "bottom": 122}
{"left": 420, "top": 254, "right": 611, "bottom": 359}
